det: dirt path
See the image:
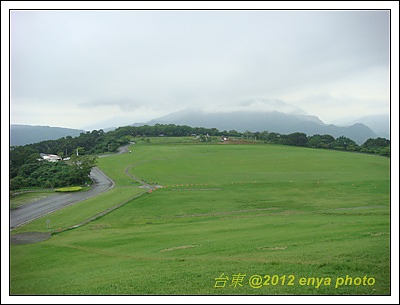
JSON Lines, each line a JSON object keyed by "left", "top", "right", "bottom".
{"left": 124, "top": 159, "right": 166, "bottom": 190}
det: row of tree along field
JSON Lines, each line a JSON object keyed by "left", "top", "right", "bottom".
{"left": 9, "top": 124, "right": 390, "bottom": 191}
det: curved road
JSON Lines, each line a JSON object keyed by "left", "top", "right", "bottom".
{"left": 10, "top": 167, "right": 114, "bottom": 229}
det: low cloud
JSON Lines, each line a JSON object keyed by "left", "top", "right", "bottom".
{"left": 79, "top": 99, "right": 142, "bottom": 112}
{"left": 203, "top": 98, "right": 307, "bottom": 115}
{"left": 9, "top": 10, "right": 390, "bottom": 129}
{"left": 294, "top": 93, "right": 389, "bottom": 124}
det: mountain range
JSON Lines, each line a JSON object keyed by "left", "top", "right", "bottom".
{"left": 10, "top": 125, "right": 84, "bottom": 146}
{"left": 347, "top": 114, "right": 390, "bottom": 140}
{"left": 147, "top": 108, "right": 377, "bottom": 145}
{"left": 10, "top": 99, "right": 389, "bottom": 146}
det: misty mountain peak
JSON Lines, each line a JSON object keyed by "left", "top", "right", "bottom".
{"left": 202, "top": 98, "right": 307, "bottom": 115}
{"left": 238, "top": 98, "right": 307, "bottom": 115}
{"left": 148, "top": 99, "right": 377, "bottom": 144}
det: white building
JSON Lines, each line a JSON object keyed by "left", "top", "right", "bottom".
{"left": 40, "top": 153, "right": 62, "bottom": 162}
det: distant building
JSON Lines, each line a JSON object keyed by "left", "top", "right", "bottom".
{"left": 40, "top": 153, "right": 62, "bottom": 162}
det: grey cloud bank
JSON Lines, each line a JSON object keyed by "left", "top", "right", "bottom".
{"left": 10, "top": 9, "right": 390, "bottom": 129}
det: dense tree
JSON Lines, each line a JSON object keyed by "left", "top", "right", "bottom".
{"left": 281, "top": 132, "right": 308, "bottom": 146}
{"left": 331, "top": 136, "right": 357, "bottom": 151}
{"left": 256, "top": 131, "right": 270, "bottom": 141}
{"left": 70, "top": 155, "right": 98, "bottom": 177}
{"left": 243, "top": 130, "right": 255, "bottom": 139}
{"left": 362, "top": 137, "right": 390, "bottom": 148}
{"left": 360, "top": 137, "right": 390, "bottom": 156}
{"left": 307, "top": 134, "right": 335, "bottom": 149}
{"left": 9, "top": 146, "right": 38, "bottom": 178}
{"left": 265, "top": 132, "right": 281, "bottom": 143}
{"left": 10, "top": 154, "right": 98, "bottom": 190}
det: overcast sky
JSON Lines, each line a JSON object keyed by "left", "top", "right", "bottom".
{"left": 9, "top": 9, "right": 391, "bottom": 129}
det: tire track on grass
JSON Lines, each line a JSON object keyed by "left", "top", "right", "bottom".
{"left": 124, "top": 159, "right": 166, "bottom": 190}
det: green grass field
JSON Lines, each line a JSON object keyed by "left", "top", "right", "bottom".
{"left": 10, "top": 140, "right": 390, "bottom": 295}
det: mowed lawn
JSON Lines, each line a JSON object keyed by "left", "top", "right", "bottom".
{"left": 10, "top": 142, "right": 390, "bottom": 295}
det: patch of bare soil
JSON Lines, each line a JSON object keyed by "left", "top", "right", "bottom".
{"left": 11, "top": 232, "right": 51, "bottom": 245}
{"left": 259, "top": 246, "right": 288, "bottom": 251}
{"left": 176, "top": 207, "right": 278, "bottom": 219}
{"left": 90, "top": 224, "right": 108, "bottom": 230}
{"left": 160, "top": 245, "right": 197, "bottom": 252}
{"left": 221, "top": 140, "right": 258, "bottom": 144}
{"left": 367, "top": 232, "right": 388, "bottom": 237}
{"left": 169, "top": 188, "right": 222, "bottom": 191}
{"left": 333, "top": 205, "right": 385, "bottom": 211}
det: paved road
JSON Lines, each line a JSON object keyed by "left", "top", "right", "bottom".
{"left": 10, "top": 167, "right": 114, "bottom": 229}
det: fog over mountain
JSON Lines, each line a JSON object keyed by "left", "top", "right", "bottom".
{"left": 147, "top": 99, "right": 378, "bottom": 144}
{"left": 86, "top": 99, "right": 381, "bottom": 145}
{"left": 349, "top": 114, "right": 390, "bottom": 139}
{"left": 11, "top": 100, "right": 383, "bottom": 146}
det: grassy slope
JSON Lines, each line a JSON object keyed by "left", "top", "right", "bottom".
{"left": 10, "top": 141, "right": 390, "bottom": 295}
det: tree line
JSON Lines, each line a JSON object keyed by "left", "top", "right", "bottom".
{"left": 242, "top": 131, "right": 390, "bottom": 157}
{"left": 9, "top": 124, "right": 390, "bottom": 191}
